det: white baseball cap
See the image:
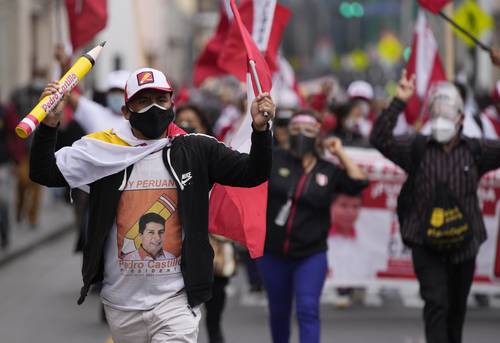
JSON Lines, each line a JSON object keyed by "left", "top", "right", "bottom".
{"left": 347, "top": 80, "right": 374, "bottom": 100}
{"left": 125, "top": 67, "right": 174, "bottom": 102}
{"left": 106, "top": 70, "right": 130, "bottom": 91}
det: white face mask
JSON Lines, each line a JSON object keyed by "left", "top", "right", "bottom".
{"left": 431, "top": 117, "right": 457, "bottom": 143}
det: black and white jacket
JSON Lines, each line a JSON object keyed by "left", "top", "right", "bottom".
{"left": 30, "top": 123, "right": 272, "bottom": 307}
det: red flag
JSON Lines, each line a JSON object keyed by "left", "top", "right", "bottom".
{"left": 208, "top": 72, "right": 269, "bottom": 258}
{"left": 209, "top": 183, "right": 268, "bottom": 258}
{"left": 193, "top": 1, "right": 232, "bottom": 86}
{"left": 417, "top": 0, "right": 452, "bottom": 14}
{"left": 208, "top": 0, "right": 274, "bottom": 258}
{"left": 218, "top": 0, "right": 290, "bottom": 88}
{"left": 66, "top": 0, "right": 107, "bottom": 50}
{"left": 405, "top": 11, "right": 447, "bottom": 124}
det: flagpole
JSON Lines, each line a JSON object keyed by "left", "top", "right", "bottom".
{"left": 249, "top": 59, "right": 269, "bottom": 117}
{"left": 438, "top": 11, "right": 491, "bottom": 52}
{"left": 443, "top": 4, "right": 455, "bottom": 80}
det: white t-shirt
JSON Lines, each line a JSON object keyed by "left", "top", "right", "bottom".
{"left": 101, "top": 150, "right": 184, "bottom": 311}
{"left": 74, "top": 97, "right": 128, "bottom": 134}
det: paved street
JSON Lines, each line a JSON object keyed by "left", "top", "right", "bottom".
{"left": 0, "top": 232, "right": 499, "bottom": 343}
{"left": 0, "top": 175, "right": 74, "bottom": 265}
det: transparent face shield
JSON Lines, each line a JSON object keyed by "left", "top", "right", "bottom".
{"left": 429, "top": 96, "right": 462, "bottom": 123}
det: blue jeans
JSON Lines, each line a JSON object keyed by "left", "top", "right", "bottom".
{"left": 257, "top": 252, "right": 327, "bottom": 343}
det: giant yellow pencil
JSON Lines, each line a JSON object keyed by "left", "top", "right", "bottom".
{"left": 16, "top": 41, "right": 106, "bottom": 138}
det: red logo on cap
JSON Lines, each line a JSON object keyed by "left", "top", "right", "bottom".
{"left": 137, "top": 71, "right": 154, "bottom": 86}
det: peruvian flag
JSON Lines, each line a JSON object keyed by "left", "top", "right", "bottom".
{"left": 405, "top": 10, "right": 447, "bottom": 125}
{"left": 208, "top": 0, "right": 273, "bottom": 259}
{"left": 193, "top": 1, "right": 233, "bottom": 86}
{"left": 65, "top": 0, "right": 108, "bottom": 50}
{"left": 218, "top": 0, "right": 291, "bottom": 83}
{"left": 417, "top": 0, "right": 452, "bottom": 14}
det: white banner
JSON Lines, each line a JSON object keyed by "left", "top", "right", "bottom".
{"left": 325, "top": 148, "right": 500, "bottom": 294}
{"left": 252, "top": 0, "right": 276, "bottom": 51}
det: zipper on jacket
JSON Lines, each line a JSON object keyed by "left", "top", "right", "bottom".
{"left": 118, "top": 168, "right": 127, "bottom": 191}
{"left": 283, "top": 173, "right": 309, "bottom": 255}
{"left": 187, "top": 305, "right": 197, "bottom": 317}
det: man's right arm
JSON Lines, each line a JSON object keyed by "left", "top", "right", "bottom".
{"left": 369, "top": 99, "right": 416, "bottom": 169}
{"left": 29, "top": 81, "right": 68, "bottom": 187}
{"left": 30, "top": 123, "right": 68, "bottom": 187}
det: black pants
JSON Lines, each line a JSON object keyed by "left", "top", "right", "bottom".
{"left": 412, "top": 246, "right": 475, "bottom": 343}
{"left": 205, "top": 276, "right": 229, "bottom": 343}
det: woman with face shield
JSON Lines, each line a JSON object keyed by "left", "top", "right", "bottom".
{"left": 370, "top": 70, "right": 500, "bottom": 343}
{"left": 257, "top": 110, "right": 368, "bottom": 343}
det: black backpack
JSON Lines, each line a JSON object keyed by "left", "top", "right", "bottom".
{"left": 396, "top": 135, "right": 481, "bottom": 250}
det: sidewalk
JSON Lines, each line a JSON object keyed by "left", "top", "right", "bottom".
{"left": 0, "top": 177, "right": 74, "bottom": 266}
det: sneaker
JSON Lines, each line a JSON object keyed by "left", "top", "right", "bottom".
{"left": 333, "top": 295, "right": 352, "bottom": 309}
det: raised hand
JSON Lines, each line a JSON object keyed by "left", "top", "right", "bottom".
{"left": 323, "top": 136, "right": 343, "bottom": 156}
{"left": 250, "top": 92, "right": 276, "bottom": 131}
{"left": 40, "top": 82, "right": 67, "bottom": 127}
{"left": 491, "top": 48, "right": 500, "bottom": 67}
{"left": 396, "top": 69, "right": 416, "bottom": 102}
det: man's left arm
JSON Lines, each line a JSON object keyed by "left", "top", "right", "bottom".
{"left": 207, "top": 127, "right": 272, "bottom": 187}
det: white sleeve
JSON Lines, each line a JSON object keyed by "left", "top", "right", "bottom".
{"left": 74, "top": 96, "right": 109, "bottom": 134}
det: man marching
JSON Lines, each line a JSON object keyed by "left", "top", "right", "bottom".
{"left": 29, "top": 67, "right": 275, "bottom": 343}
{"left": 371, "top": 70, "right": 500, "bottom": 343}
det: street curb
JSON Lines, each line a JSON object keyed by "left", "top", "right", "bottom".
{"left": 0, "top": 223, "right": 74, "bottom": 268}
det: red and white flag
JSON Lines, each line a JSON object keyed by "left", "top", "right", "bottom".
{"left": 218, "top": 0, "right": 291, "bottom": 83}
{"left": 271, "top": 53, "right": 306, "bottom": 108}
{"left": 496, "top": 232, "right": 500, "bottom": 278}
{"left": 405, "top": 10, "right": 447, "bottom": 125}
{"left": 65, "top": 0, "right": 108, "bottom": 50}
{"left": 208, "top": 0, "right": 273, "bottom": 259}
{"left": 418, "top": 0, "right": 452, "bottom": 14}
{"left": 193, "top": 1, "right": 233, "bottom": 86}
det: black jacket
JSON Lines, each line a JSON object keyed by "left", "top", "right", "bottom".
{"left": 265, "top": 148, "right": 368, "bottom": 258}
{"left": 30, "top": 123, "right": 272, "bottom": 307}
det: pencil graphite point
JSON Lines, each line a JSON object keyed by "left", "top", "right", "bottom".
{"left": 100, "top": 41, "right": 107, "bottom": 47}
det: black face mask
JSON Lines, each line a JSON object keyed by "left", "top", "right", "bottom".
{"left": 289, "top": 133, "right": 316, "bottom": 158}
{"left": 129, "top": 104, "right": 175, "bottom": 139}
